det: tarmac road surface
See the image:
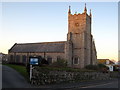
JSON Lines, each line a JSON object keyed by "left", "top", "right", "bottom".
{"left": 2, "top": 65, "right": 31, "bottom": 88}
{"left": 81, "top": 79, "right": 119, "bottom": 88}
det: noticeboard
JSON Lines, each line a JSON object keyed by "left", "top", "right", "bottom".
{"left": 29, "top": 57, "right": 39, "bottom": 65}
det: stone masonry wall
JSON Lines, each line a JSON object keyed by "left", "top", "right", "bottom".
{"left": 31, "top": 67, "right": 118, "bottom": 86}
{"left": 8, "top": 52, "right": 65, "bottom": 64}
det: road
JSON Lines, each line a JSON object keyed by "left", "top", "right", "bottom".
{"left": 81, "top": 79, "right": 119, "bottom": 88}
{"left": 0, "top": 65, "right": 2, "bottom": 90}
{"left": 2, "top": 65, "right": 31, "bottom": 88}
{"left": 46, "top": 79, "right": 119, "bottom": 89}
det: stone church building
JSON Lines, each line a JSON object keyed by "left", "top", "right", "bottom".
{"left": 8, "top": 4, "right": 97, "bottom": 68}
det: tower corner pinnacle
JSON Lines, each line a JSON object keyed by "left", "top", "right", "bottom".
{"left": 90, "top": 9, "right": 92, "bottom": 17}
{"left": 84, "top": 3, "right": 87, "bottom": 13}
{"left": 68, "top": 5, "right": 71, "bottom": 14}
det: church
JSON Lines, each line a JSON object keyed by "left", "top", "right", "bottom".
{"left": 8, "top": 4, "right": 97, "bottom": 68}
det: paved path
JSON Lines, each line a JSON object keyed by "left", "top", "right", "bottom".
{"left": 2, "top": 65, "right": 31, "bottom": 88}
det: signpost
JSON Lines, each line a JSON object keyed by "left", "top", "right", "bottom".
{"left": 30, "top": 65, "right": 32, "bottom": 81}
{"left": 29, "top": 57, "right": 40, "bottom": 81}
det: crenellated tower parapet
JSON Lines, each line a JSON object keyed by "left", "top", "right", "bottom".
{"left": 68, "top": 4, "right": 92, "bottom": 35}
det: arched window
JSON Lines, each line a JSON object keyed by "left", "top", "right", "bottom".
{"left": 73, "top": 57, "right": 79, "bottom": 65}
{"left": 47, "top": 56, "right": 52, "bottom": 64}
{"left": 10, "top": 55, "right": 13, "bottom": 62}
{"left": 16, "top": 55, "right": 20, "bottom": 63}
{"left": 22, "top": 55, "right": 26, "bottom": 63}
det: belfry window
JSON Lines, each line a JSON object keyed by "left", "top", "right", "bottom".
{"left": 73, "top": 57, "right": 79, "bottom": 65}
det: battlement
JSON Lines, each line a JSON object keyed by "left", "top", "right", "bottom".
{"left": 68, "top": 13, "right": 91, "bottom": 21}
{"left": 68, "top": 3, "right": 92, "bottom": 37}
{"left": 68, "top": 3, "right": 92, "bottom": 20}
{"left": 70, "top": 12, "right": 90, "bottom": 16}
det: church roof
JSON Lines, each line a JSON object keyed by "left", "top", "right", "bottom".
{"left": 9, "top": 41, "right": 66, "bottom": 53}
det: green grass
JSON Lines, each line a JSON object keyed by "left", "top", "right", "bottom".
{"left": 3, "top": 64, "right": 29, "bottom": 82}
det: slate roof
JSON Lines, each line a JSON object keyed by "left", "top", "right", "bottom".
{"left": 9, "top": 41, "right": 66, "bottom": 53}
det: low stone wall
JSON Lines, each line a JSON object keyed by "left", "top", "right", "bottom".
{"left": 109, "top": 72, "right": 119, "bottom": 78}
{"left": 31, "top": 67, "right": 118, "bottom": 85}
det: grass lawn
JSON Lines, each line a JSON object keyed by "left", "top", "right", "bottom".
{"left": 3, "top": 64, "right": 29, "bottom": 82}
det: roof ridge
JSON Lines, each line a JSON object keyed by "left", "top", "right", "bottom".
{"left": 16, "top": 41, "right": 66, "bottom": 45}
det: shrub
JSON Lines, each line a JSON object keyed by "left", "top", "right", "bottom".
{"left": 85, "top": 65, "right": 99, "bottom": 70}
{"left": 97, "top": 64, "right": 109, "bottom": 72}
{"left": 97, "top": 64, "right": 108, "bottom": 69}
{"left": 50, "top": 59, "right": 67, "bottom": 67}
{"left": 85, "top": 64, "right": 109, "bottom": 72}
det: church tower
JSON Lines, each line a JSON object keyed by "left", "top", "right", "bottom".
{"left": 66, "top": 4, "right": 95, "bottom": 68}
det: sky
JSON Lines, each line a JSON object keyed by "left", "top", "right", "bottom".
{"left": 118, "top": 2, "right": 120, "bottom": 62}
{"left": 0, "top": 2, "right": 118, "bottom": 61}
